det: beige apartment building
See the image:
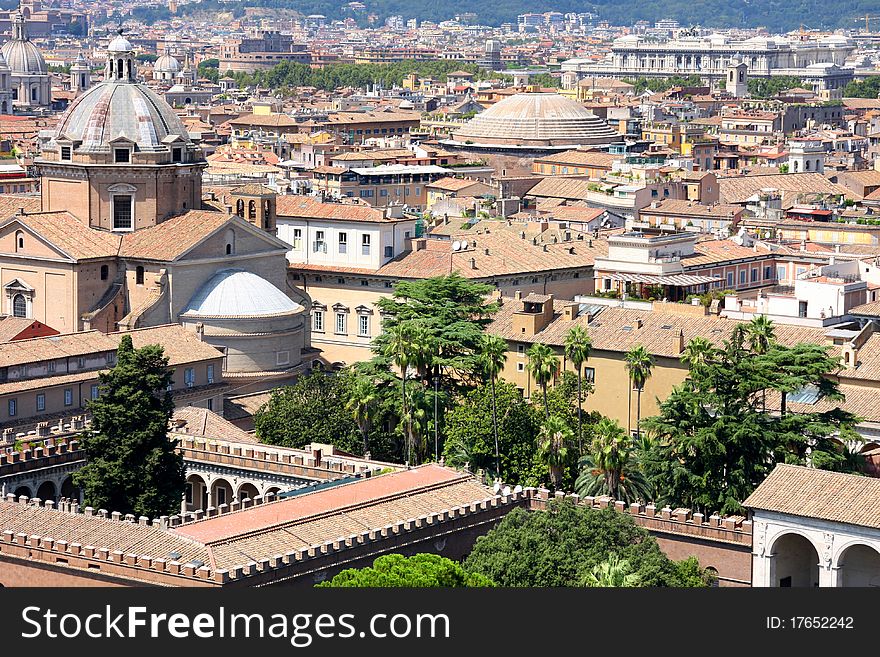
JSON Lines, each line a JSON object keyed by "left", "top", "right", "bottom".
{"left": 282, "top": 198, "right": 607, "bottom": 365}
{"left": 0, "top": 324, "right": 226, "bottom": 437}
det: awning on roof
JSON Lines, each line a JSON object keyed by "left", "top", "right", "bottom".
{"left": 609, "top": 272, "right": 721, "bottom": 286}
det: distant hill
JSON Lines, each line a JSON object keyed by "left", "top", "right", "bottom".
{"left": 128, "top": 0, "right": 880, "bottom": 33}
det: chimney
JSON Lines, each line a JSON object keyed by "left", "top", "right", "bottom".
{"left": 470, "top": 257, "right": 476, "bottom": 269}
{"left": 195, "top": 322, "right": 204, "bottom": 341}
{"left": 674, "top": 329, "right": 685, "bottom": 355}
{"left": 515, "top": 290, "right": 522, "bottom": 300}
{"left": 563, "top": 303, "right": 579, "bottom": 320}
{"left": 484, "top": 248, "right": 490, "bottom": 255}
{"left": 520, "top": 230, "right": 526, "bottom": 239}
{"left": 634, "top": 318, "right": 643, "bottom": 329}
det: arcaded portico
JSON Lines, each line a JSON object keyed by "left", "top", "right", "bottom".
{"left": 746, "top": 464, "right": 880, "bottom": 587}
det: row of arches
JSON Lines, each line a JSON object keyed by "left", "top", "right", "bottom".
{"left": 10, "top": 475, "right": 79, "bottom": 502}
{"left": 185, "top": 473, "right": 284, "bottom": 512}
{"left": 769, "top": 532, "right": 880, "bottom": 587}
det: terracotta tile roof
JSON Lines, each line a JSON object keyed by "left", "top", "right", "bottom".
{"left": 108, "top": 325, "right": 224, "bottom": 367}
{"left": 323, "top": 110, "right": 421, "bottom": 125}
{"left": 766, "top": 383, "right": 880, "bottom": 424}
{"left": 0, "top": 194, "right": 41, "bottom": 219}
{"left": 375, "top": 231, "right": 606, "bottom": 279}
{"left": 172, "top": 407, "right": 257, "bottom": 444}
{"left": 117, "top": 210, "right": 234, "bottom": 261}
{"left": 640, "top": 199, "right": 743, "bottom": 219}
{"left": 0, "top": 368, "right": 98, "bottom": 395}
{"left": 680, "top": 238, "right": 769, "bottom": 268}
{"left": 743, "top": 464, "right": 880, "bottom": 529}
{"left": 487, "top": 300, "right": 827, "bottom": 356}
{"left": 0, "top": 500, "right": 211, "bottom": 565}
{"left": 10, "top": 212, "right": 121, "bottom": 261}
{"left": 227, "top": 113, "right": 299, "bottom": 128}
{"left": 533, "top": 149, "right": 619, "bottom": 168}
{"left": 275, "top": 195, "right": 390, "bottom": 222}
{"left": 526, "top": 177, "right": 595, "bottom": 200}
{"left": 0, "top": 317, "right": 52, "bottom": 342}
{"left": 0, "top": 330, "right": 117, "bottom": 368}
{"left": 425, "top": 177, "right": 489, "bottom": 192}
{"left": 718, "top": 173, "right": 851, "bottom": 205}
{"left": 223, "top": 391, "right": 271, "bottom": 421}
{"left": 171, "top": 464, "right": 493, "bottom": 569}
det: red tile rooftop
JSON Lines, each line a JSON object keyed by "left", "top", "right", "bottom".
{"left": 173, "top": 464, "right": 466, "bottom": 544}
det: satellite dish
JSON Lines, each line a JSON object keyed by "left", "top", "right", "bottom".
{"left": 452, "top": 240, "right": 461, "bottom": 251}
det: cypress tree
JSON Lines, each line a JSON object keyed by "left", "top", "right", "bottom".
{"left": 72, "top": 335, "right": 184, "bottom": 518}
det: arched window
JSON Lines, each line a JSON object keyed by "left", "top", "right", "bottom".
{"left": 12, "top": 293, "right": 26, "bottom": 318}
{"left": 805, "top": 160, "right": 810, "bottom": 171}
{"left": 135, "top": 266, "right": 144, "bottom": 285}
{"left": 100, "top": 264, "right": 109, "bottom": 281}
{"left": 248, "top": 200, "right": 257, "bottom": 221}
{"left": 117, "top": 58, "right": 124, "bottom": 79}
{"left": 14, "top": 230, "right": 23, "bottom": 252}
{"left": 225, "top": 228, "right": 235, "bottom": 255}
{"left": 235, "top": 199, "right": 244, "bottom": 216}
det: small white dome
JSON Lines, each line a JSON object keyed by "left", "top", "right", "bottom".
{"left": 107, "top": 30, "right": 134, "bottom": 53}
{"left": 182, "top": 269, "right": 302, "bottom": 318}
{"left": 155, "top": 52, "right": 181, "bottom": 73}
{"left": 1, "top": 37, "right": 46, "bottom": 74}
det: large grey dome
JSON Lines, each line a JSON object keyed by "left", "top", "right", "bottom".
{"left": 155, "top": 51, "right": 181, "bottom": 74}
{"left": 50, "top": 81, "right": 193, "bottom": 153}
{"left": 182, "top": 269, "right": 302, "bottom": 318}
{"left": 1, "top": 12, "right": 47, "bottom": 75}
{"left": 452, "top": 92, "right": 617, "bottom": 148}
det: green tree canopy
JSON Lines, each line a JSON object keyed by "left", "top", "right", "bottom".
{"left": 72, "top": 335, "right": 184, "bottom": 518}
{"left": 464, "top": 501, "right": 712, "bottom": 587}
{"left": 255, "top": 369, "right": 362, "bottom": 454}
{"left": 642, "top": 329, "right": 860, "bottom": 514}
{"left": 317, "top": 553, "right": 494, "bottom": 587}
{"left": 443, "top": 380, "right": 542, "bottom": 484}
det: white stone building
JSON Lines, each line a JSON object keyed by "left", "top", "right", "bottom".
{"left": 745, "top": 464, "right": 880, "bottom": 587}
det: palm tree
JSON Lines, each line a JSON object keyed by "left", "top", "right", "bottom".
{"left": 346, "top": 374, "right": 376, "bottom": 456}
{"left": 746, "top": 314, "right": 776, "bottom": 356}
{"left": 400, "top": 384, "right": 428, "bottom": 464}
{"left": 681, "top": 336, "right": 714, "bottom": 372}
{"left": 582, "top": 553, "right": 641, "bottom": 587}
{"left": 575, "top": 417, "right": 651, "bottom": 502}
{"left": 564, "top": 325, "right": 592, "bottom": 453}
{"left": 527, "top": 342, "right": 560, "bottom": 418}
{"left": 746, "top": 315, "right": 775, "bottom": 410}
{"left": 537, "top": 414, "right": 571, "bottom": 489}
{"left": 479, "top": 334, "right": 508, "bottom": 476}
{"left": 624, "top": 345, "right": 654, "bottom": 441}
{"left": 382, "top": 323, "right": 414, "bottom": 465}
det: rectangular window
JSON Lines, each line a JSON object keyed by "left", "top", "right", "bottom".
{"left": 207, "top": 398, "right": 213, "bottom": 411}
{"left": 517, "top": 362, "right": 525, "bottom": 372}
{"left": 8, "top": 398, "right": 15, "bottom": 416}
{"left": 739, "top": 270, "right": 746, "bottom": 285}
{"left": 90, "top": 385, "right": 99, "bottom": 400}
{"left": 172, "top": 147, "right": 182, "bottom": 163}
{"left": 517, "top": 344, "right": 525, "bottom": 354}
{"left": 358, "top": 314, "right": 370, "bottom": 337}
{"left": 60, "top": 146, "right": 71, "bottom": 160}
{"left": 335, "top": 312, "right": 347, "bottom": 334}
{"left": 314, "top": 230, "right": 326, "bottom": 253}
{"left": 207, "top": 364, "right": 215, "bottom": 384}
{"left": 292, "top": 228, "right": 302, "bottom": 249}
{"left": 36, "top": 394, "right": 45, "bottom": 411}
{"left": 114, "top": 148, "right": 130, "bottom": 163}
{"left": 313, "top": 310, "right": 324, "bottom": 332}
{"left": 47, "top": 360, "right": 55, "bottom": 373}
{"left": 362, "top": 234, "right": 371, "bottom": 256}
{"left": 113, "top": 195, "right": 133, "bottom": 231}
{"left": 777, "top": 265, "right": 786, "bottom": 281}
{"left": 764, "top": 266, "right": 772, "bottom": 280}
{"left": 338, "top": 232, "right": 347, "bottom": 254}
{"left": 726, "top": 272, "right": 734, "bottom": 287}
{"left": 184, "top": 367, "right": 195, "bottom": 388}
{"left": 384, "top": 245, "right": 393, "bottom": 258}
{"left": 584, "top": 367, "right": 595, "bottom": 383}
{"left": 276, "top": 350, "right": 290, "bottom": 366}
{"left": 64, "top": 389, "right": 73, "bottom": 406}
